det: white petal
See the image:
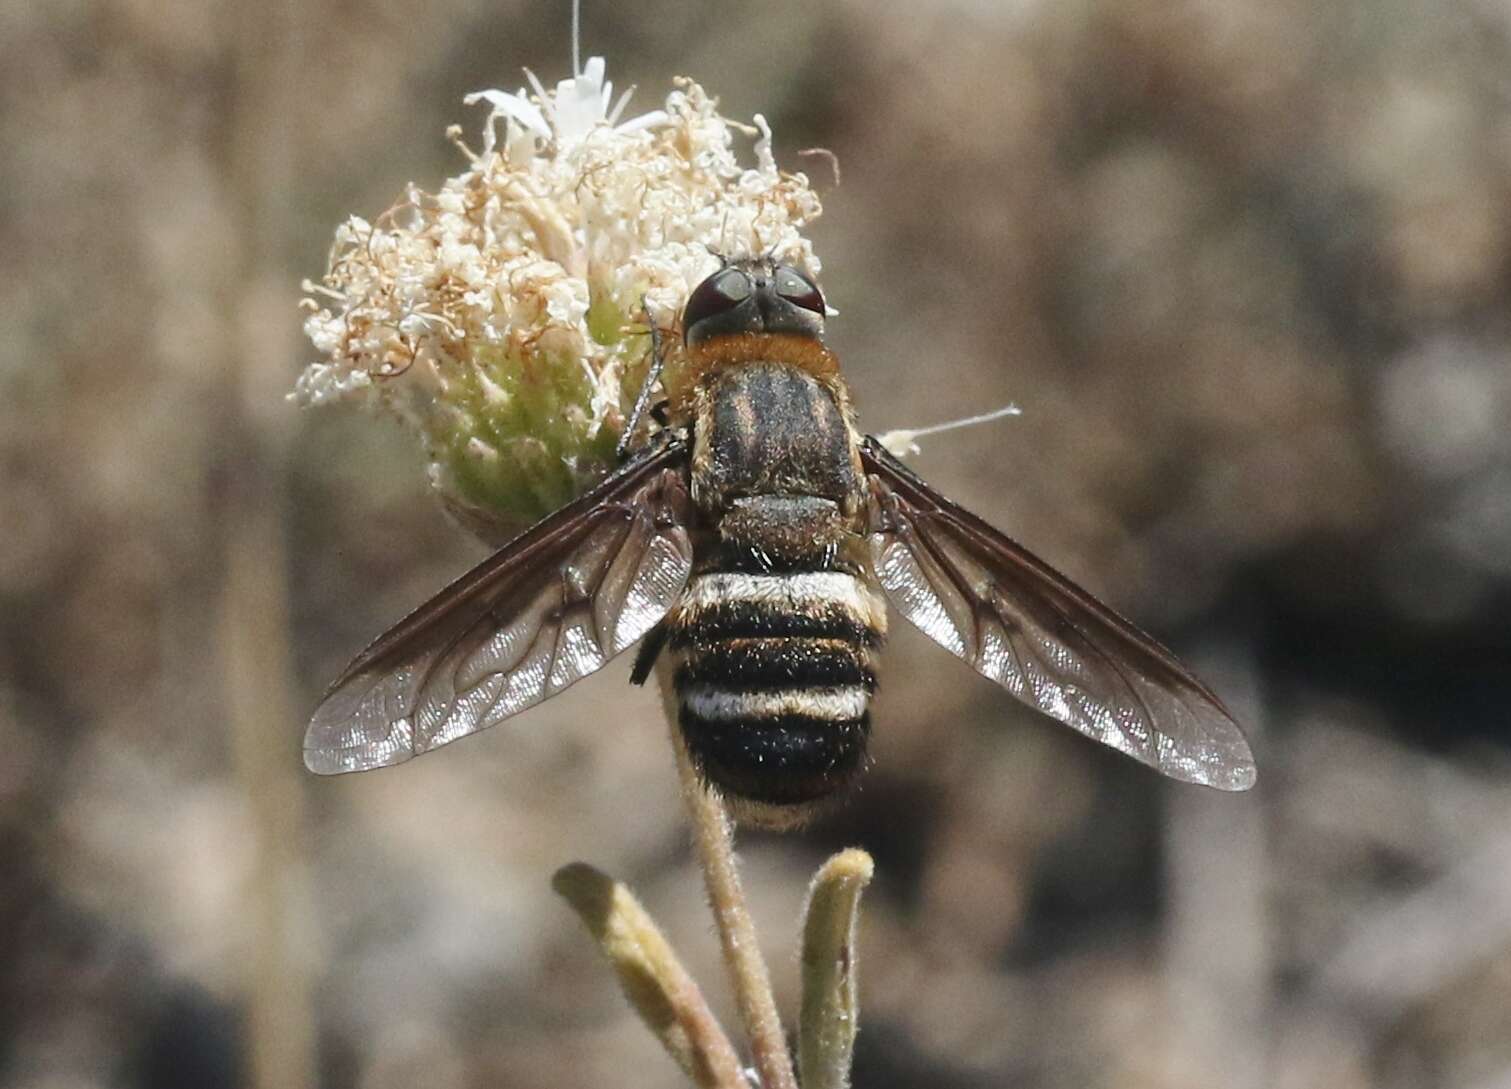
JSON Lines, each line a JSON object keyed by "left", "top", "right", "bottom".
{"left": 615, "top": 109, "right": 669, "bottom": 135}
{"left": 552, "top": 56, "right": 609, "bottom": 146}
{"left": 464, "top": 88, "right": 550, "bottom": 156}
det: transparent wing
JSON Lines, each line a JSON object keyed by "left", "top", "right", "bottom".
{"left": 304, "top": 439, "right": 695, "bottom": 774}
{"left": 861, "top": 438, "right": 1255, "bottom": 790}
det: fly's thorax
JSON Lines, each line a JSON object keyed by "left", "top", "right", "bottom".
{"left": 717, "top": 495, "right": 848, "bottom": 570}
{"left": 689, "top": 358, "right": 866, "bottom": 524}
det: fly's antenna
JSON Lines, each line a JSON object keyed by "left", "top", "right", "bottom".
{"left": 689, "top": 240, "right": 734, "bottom": 282}
{"left": 723, "top": 211, "right": 755, "bottom": 265}
{"left": 875, "top": 403, "right": 1023, "bottom": 459}
{"left": 571, "top": 0, "right": 582, "bottom": 77}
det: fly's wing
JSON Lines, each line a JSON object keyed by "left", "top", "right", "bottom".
{"left": 304, "top": 439, "right": 695, "bottom": 774}
{"left": 861, "top": 437, "right": 1255, "bottom": 791}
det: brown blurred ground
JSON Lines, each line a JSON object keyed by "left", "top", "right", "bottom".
{"left": 4, "top": 1, "right": 1511, "bottom": 1087}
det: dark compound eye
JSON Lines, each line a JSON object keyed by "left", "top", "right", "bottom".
{"left": 774, "top": 266, "right": 825, "bottom": 314}
{"left": 683, "top": 268, "right": 754, "bottom": 331}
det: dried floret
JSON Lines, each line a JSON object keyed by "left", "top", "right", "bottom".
{"left": 294, "top": 58, "right": 824, "bottom": 538}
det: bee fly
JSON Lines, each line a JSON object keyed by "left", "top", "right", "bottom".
{"left": 305, "top": 259, "right": 1256, "bottom": 825}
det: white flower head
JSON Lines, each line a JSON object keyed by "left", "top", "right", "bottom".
{"left": 295, "top": 57, "right": 827, "bottom": 537}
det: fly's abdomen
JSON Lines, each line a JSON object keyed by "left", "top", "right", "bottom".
{"left": 667, "top": 569, "right": 886, "bottom": 817}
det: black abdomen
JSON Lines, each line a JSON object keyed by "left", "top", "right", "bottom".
{"left": 667, "top": 570, "right": 885, "bottom": 819}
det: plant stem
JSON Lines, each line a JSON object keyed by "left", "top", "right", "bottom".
{"left": 662, "top": 671, "right": 798, "bottom": 1089}
{"left": 219, "top": 4, "right": 317, "bottom": 1088}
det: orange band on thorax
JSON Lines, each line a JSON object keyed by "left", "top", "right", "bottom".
{"left": 665, "top": 333, "right": 843, "bottom": 414}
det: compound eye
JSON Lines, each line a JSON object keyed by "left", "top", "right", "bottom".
{"left": 774, "top": 266, "right": 825, "bottom": 314}
{"left": 683, "top": 268, "right": 753, "bottom": 331}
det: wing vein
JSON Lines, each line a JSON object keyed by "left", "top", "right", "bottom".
{"left": 304, "top": 437, "right": 694, "bottom": 773}
{"left": 939, "top": 509, "right": 1171, "bottom": 745}
{"left": 859, "top": 435, "right": 1254, "bottom": 790}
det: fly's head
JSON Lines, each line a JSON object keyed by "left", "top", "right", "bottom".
{"left": 682, "top": 259, "right": 827, "bottom": 347}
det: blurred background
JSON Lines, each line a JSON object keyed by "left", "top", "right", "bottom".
{"left": 4, "top": 0, "right": 1511, "bottom": 1086}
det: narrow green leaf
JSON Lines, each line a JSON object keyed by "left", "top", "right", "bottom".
{"left": 552, "top": 862, "right": 747, "bottom": 1089}
{"left": 798, "top": 848, "right": 874, "bottom": 1089}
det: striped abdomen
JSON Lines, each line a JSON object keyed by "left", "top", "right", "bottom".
{"left": 667, "top": 360, "right": 883, "bottom": 822}
{"left": 667, "top": 566, "right": 887, "bottom": 820}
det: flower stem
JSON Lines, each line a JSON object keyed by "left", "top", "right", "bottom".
{"left": 662, "top": 671, "right": 798, "bottom": 1089}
